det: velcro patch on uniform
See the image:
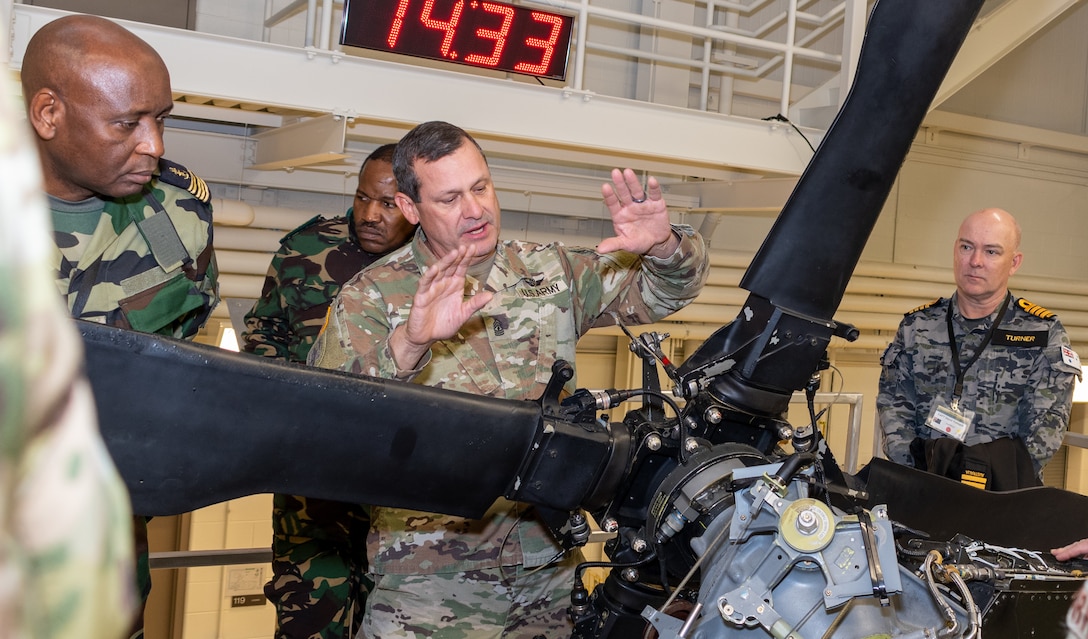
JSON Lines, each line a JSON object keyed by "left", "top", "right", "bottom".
{"left": 994, "top": 329, "right": 1047, "bottom": 347}
{"left": 1017, "top": 298, "right": 1056, "bottom": 320}
{"left": 121, "top": 267, "right": 171, "bottom": 296}
{"left": 516, "top": 280, "right": 568, "bottom": 299}
{"left": 960, "top": 469, "right": 988, "bottom": 490}
{"left": 137, "top": 212, "right": 191, "bottom": 273}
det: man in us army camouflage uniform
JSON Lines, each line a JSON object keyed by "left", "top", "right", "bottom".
{"left": 878, "top": 208, "right": 1081, "bottom": 490}
{"left": 21, "top": 15, "right": 220, "bottom": 638}
{"left": 241, "top": 143, "right": 415, "bottom": 639}
{"left": 1, "top": 49, "right": 135, "bottom": 639}
{"left": 309, "top": 121, "right": 708, "bottom": 638}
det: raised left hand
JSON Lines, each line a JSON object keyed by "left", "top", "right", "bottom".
{"left": 598, "top": 168, "right": 677, "bottom": 258}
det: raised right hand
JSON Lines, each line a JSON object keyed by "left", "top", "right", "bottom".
{"left": 390, "top": 245, "right": 494, "bottom": 369}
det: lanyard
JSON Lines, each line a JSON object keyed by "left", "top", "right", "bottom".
{"left": 945, "top": 292, "right": 1011, "bottom": 406}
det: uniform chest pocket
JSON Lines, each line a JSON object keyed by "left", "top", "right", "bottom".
{"left": 119, "top": 272, "right": 205, "bottom": 335}
{"left": 483, "top": 307, "right": 555, "bottom": 387}
{"left": 981, "top": 347, "right": 1035, "bottom": 395}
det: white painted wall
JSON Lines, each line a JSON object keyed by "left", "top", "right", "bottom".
{"left": 195, "top": 0, "right": 310, "bottom": 45}
{"left": 941, "top": 1, "right": 1088, "bottom": 137}
{"left": 890, "top": 157, "right": 1088, "bottom": 279}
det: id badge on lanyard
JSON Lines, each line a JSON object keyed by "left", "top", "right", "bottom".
{"left": 925, "top": 399, "right": 975, "bottom": 442}
{"left": 933, "top": 293, "right": 1010, "bottom": 443}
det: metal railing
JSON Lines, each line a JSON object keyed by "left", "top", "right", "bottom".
{"left": 790, "top": 390, "right": 864, "bottom": 473}
{"left": 150, "top": 548, "right": 272, "bottom": 570}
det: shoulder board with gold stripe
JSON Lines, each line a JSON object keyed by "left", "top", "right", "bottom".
{"left": 157, "top": 158, "right": 211, "bottom": 205}
{"left": 960, "top": 469, "right": 988, "bottom": 490}
{"left": 906, "top": 298, "right": 943, "bottom": 316}
{"left": 1016, "top": 297, "right": 1057, "bottom": 320}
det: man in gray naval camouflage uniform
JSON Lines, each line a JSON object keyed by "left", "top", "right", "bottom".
{"left": 308, "top": 120, "right": 709, "bottom": 638}
{"left": 242, "top": 143, "right": 416, "bottom": 639}
{"left": 878, "top": 208, "right": 1081, "bottom": 490}
{"left": 21, "top": 15, "right": 219, "bottom": 638}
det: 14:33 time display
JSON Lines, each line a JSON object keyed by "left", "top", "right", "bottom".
{"left": 341, "top": 0, "right": 574, "bottom": 80}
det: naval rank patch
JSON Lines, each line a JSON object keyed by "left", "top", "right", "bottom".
{"left": 994, "top": 329, "right": 1047, "bottom": 347}
{"left": 906, "top": 298, "right": 942, "bottom": 315}
{"left": 158, "top": 159, "right": 211, "bottom": 204}
{"left": 1017, "top": 298, "right": 1056, "bottom": 320}
{"left": 960, "top": 469, "right": 988, "bottom": 490}
{"left": 516, "top": 280, "right": 568, "bottom": 299}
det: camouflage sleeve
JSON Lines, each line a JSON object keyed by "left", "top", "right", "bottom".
{"left": 241, "top": 248, "right": 295, "bottom": 360}
{"left": 1021, "top": 320, "right": 1080, "bottom": 473}
{"left": 308, "top": 280, "right": 416, "bottom": 379}
{"left": 184, "top": 203, "right": 220, "bottom": 338}
{"left": 307, "top": 304, "right": 347, "bottom": 371}
{"left": 877, "top": 323, "right": 921, "bottom": 466}
{"left": 569, "top": 224, "right": 708, "bottom": 331}
{"left": 159, "top": 240, "right": 218, "bottom": 341}
{"left": 194, "top": 243, "right": 220, "bottom": 334}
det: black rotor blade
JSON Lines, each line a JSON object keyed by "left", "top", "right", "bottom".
{"left": 80, "top": 320, "right": 541, "bottom": 518}
{"left": 741, "top": 0, "right": 985, "bottom": 320}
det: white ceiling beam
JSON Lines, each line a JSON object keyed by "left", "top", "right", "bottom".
{"left": 162, "top": 128, "right": 701, "bottom": 219}
{"left": 932, "top": 0, "right": 1083, "bottom": 108}
{"left": 8, "top": 4, "right": 821, "bottom": 181}
{"left": 922, "top": 110, "right": 1088, "bottom": 156}
{"left": 664, "top": 176, "right": 798, "bottom": 213}
{"left": 170, "top": 101, "right": 285, "bottom": 128}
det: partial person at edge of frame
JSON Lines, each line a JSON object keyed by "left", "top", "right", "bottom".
{"left": 21, "top": 14, "right": 221, "bottom": 639}
{"left": 2, "top": 26, "right": 136, "bottom": 639}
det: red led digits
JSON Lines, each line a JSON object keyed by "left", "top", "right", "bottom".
{"left": 514, "top": 12, "right": 563, "bottom": 75}
{"left": 387, "top": 0, "right": 410, "bottom": 47}
{"left": 420, "top": 0, "right": 465, "bottom": 58}
{"left": 464, "top": 2, "right": 514, "bottom": 67}
{"left": 342, "top": 0, "right": 573, "bottom": 80}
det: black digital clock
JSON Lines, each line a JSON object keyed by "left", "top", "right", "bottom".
{"left": 340, "top": 0, "right": 574, "bottom": 80}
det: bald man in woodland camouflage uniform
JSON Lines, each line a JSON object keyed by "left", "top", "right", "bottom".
{"left": 242, "top": 144, "right": 415, "bottom": 639}
{"left": 309, "top": 121, "right": 708, "bottom": 639}
{"left": 1, "top": 55, "right": 135, "bottom": 639}
{"left": 21, "top": 15, "right": 219, "bottom": 638}
{"left": 878, "top": 208, "right": 1080, "bottom": 489}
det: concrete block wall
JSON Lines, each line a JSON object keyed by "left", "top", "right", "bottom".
{"left": 182, "top": 496, "right": 275, "bottom": 639}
